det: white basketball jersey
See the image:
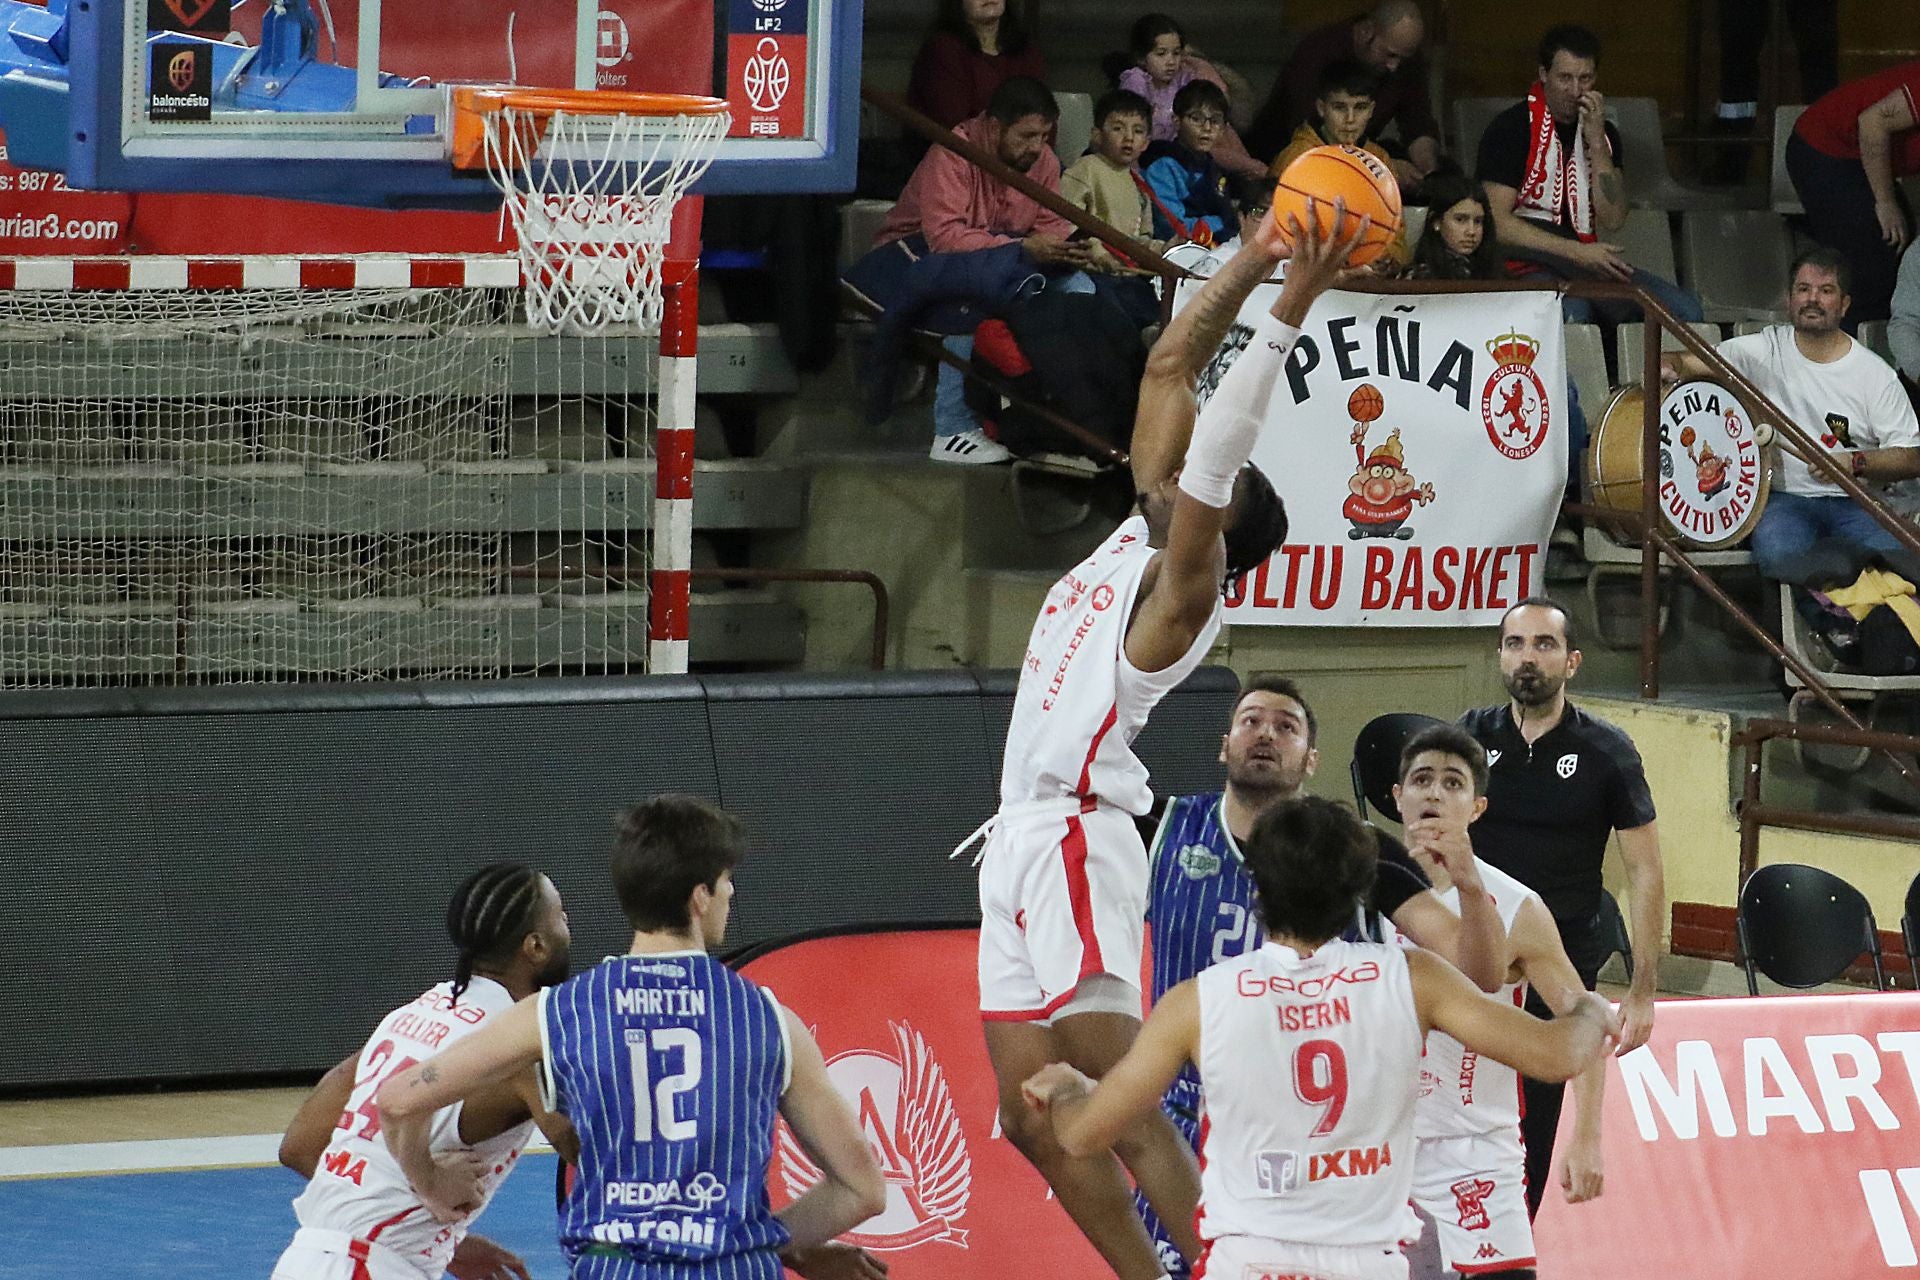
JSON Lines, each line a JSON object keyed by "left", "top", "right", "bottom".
{"left": 292, "top": 977, "right": 537, "bottom": 1278}
{"left": 1194, "top": 939, "right": 1422, "bottom": 1251}
{"left": 1414, "top": 861, "right": 1536, "bottom": 1139}
{"left": 1000, "top": 516, "right": 1222, "bottom": 815}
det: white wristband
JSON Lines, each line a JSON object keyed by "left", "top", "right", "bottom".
{"left": 1177, "top": 316, "right": 1301, "bottom": 508}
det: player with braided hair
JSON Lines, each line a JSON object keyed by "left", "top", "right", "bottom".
{"left": 272, "top": 863, "right": 576, "bottom": 1280}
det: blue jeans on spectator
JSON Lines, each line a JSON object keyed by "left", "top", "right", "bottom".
{"left": 1519, "top": 260, "right": 1705, "bottom": 327}
{"left": 1750, "top": 490, "right": 1915, "bottom": 583}
{"left": 933, "top": 270, "right": 1095, "bottom": 440}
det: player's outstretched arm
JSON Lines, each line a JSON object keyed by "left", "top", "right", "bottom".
{"left": 776, "top": 1009, "right": 888, "bottom": 1252}
{"left": 279, "top": 1053, "right": 357, "bottom": 1177}
{"left": 377, "top": 996, "right": 544, "bottom": 1218}
{"left": 1021, "top": 980, "right": 1200, "bottom": 1159}
{"left": 1131, "top": 240, "right": 1284, "bottom": 495}
{"left": 1507, "top": 897, "right": 1607, "bottom": 1204}
{"left": 1124, "top": 204, "right": 1368, "bottom": 675}
{"left": 1408, "top": 948, "right": 1618, "bottom": 1084}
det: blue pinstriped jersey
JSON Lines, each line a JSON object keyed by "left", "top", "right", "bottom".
{"left": 1145, "top": 792, "right": 1259, "bottom": 1135}
{"left": 541, "top": 951, "right": 792, "bottom": 1279}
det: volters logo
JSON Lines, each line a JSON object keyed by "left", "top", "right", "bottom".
{"left": 1480, "top": 330, "right": 1551, "bottom": 461}
{"left": 596, "top": 11, "right": 632, "bottom": 69}
{"left": 778, "top": 1022, "right": 971, "bottom": 1249}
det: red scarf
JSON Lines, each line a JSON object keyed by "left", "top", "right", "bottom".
{"left": 1514, "top": 80, "right": 1595, "bottom": 243}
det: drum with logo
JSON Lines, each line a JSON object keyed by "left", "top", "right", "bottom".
{"left": 1585, "top": 380, "right": 1771, "bottom": 549}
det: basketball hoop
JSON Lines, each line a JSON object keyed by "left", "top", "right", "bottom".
{"left": 450, "top": 87, "right": 730, "bottom": 335}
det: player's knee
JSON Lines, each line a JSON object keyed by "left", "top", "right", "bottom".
{"left": 997, "top": 1099, "right": 1059, "bottom": 1161}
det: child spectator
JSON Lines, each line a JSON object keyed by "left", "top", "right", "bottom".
{"left": 1408, "top": 172, "right": 1499, "bottom": 280}
{"left": 1114, "top": 14, "right": 1269, "bottom": 181}
{"left": 1269, "top": 58, "right": 1409, "bottom": 269}
{"left": 1062, "top": 89, "right": 1160, "bottom": 269}
{"left": 1062, "top": 89, "right": 1163, "bottom": 328}
{"left": 1140, "top": 80, "right": 1237, "bottom": 246}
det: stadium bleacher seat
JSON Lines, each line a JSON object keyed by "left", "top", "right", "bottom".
{"left": 1606, "top": 97, "right": 1741, "bottom": 211}
{"left": 1564, "top": 322, "right": 1609, "bottom": 419}
{"left": 1612, "top": 320, "right": 1722, "bottom": 378}
{"left": 1401, "top": 204, "right": 1427, "bottom": 248}
{"left": 1680, "top": 210, "right": 1794, "bottom": 323}
{"left": 1612, "top": 207, "right": 1679, "bottom": 285}
{"left": 1858, "top": 321, "right": 1894, "bottom": 363}
{"left": 1772, "top": 106, "right": 1807, "bottom": 215}
{"left": 1053, "top": 92, "right": 1093, "bottom": 166}
{"left": 1447, "top": 96, "right": 1512, "bottom": 169}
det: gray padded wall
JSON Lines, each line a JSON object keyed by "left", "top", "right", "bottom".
{"left": 2, "top": 667, "right": 1239, "bottom": 1089}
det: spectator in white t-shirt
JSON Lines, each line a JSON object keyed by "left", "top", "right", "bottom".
{"left": 1664, "top": 247, "right": 1920, "bottom": 585}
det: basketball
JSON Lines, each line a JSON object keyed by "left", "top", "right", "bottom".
{"left": 1348, "top": 384, "right": 1384, "bottom": 423}
{"left": 1271, "top": 144, "right": 1403, "bottom": 267}
{"left": 1680, "top": 426, "right": 1696, "bottom": 448}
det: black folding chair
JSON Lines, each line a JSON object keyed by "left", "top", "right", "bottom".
{"left": 1736, "top": 863, "right": 1887, "bottom": 995}
{"left": 1349, "top": 712, "right": 1448, "bottom": 823}
{"left": 1595, "top": 887, "right": 1635, "bottom": 985}
{"left": 1902, "top": 868, "right": 1920, "bottom": 992}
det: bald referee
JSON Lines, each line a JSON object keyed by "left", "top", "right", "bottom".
{"left": 1459, "top": 596, "right": 1664, "bottom": 1218}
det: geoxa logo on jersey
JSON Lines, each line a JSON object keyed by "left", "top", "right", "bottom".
{"left": 1235, "top": 961, "right": 1382, "bottom": 999}
{"left": 779, "top": 1022, "right": 971, "bottom": 1249}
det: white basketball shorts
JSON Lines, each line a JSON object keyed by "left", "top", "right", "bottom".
{"left": 1193, "top": 1234, "right": 1409, "bottom": 1280}
{"left": 976, "top": 796, "right": 1147, "bottom": 1022}
{"left": 270, "top": 1228, "right": 429, "bottom": 1280}
{"left": 1410, "top": 1130, "right": 1537, "bottom": 1275}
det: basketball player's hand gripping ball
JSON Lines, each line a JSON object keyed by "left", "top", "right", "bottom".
{"left": 1268, "top": 143, "right": 1403, "bottom": 267}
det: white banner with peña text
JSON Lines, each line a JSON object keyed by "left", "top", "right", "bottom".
{"left": 1176, "top": 280, "right": 1568, "bottom": 627}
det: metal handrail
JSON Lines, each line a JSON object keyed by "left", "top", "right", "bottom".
{"left": 1733, "top": 718, "right": 1920, "bottom": 889}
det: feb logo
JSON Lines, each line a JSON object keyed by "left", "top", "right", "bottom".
{"left": 743, "top": 37, "right": 792, "bottom": 113}
{"left": 1657, "top": 379, "right": 1766, "bottom": 549}
{"left": 778, "top": 1022, "right": 971, "bottom": 1250}
{"left": 1479, "top": 331, "right": 1551, "bottom": 461}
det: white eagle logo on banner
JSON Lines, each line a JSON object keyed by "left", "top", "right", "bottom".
{"left": 778, "top": 1022, "right": 972, "bottom": 1250}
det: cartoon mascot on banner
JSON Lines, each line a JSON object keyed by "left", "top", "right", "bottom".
{"left": 1343, "top": 383, "right": 1436, "bottom": 540}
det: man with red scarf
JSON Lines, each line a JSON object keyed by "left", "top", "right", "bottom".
{"left": 1475, "top": 24, "right": 1702, "bottom": 327}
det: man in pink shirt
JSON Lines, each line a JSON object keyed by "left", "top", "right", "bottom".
{"left": 848, "top": 77, "right": 1095, "bottom": 463}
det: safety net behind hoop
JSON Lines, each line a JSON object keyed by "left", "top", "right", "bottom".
{"left": 0, "top": 283, "right": 660, "bottom": 684}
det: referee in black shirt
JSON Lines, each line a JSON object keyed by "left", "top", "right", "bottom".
{"left": 1461, "top": 597, "right": 1664, "bottom": 1218}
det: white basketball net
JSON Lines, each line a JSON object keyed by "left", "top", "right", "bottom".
{"left": 479, "top": 103, "right": 730, "bottom": 335}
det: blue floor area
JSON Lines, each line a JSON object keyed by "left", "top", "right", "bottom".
{"left": 0, "top": 1153, "right": 569, "bottom": 1279}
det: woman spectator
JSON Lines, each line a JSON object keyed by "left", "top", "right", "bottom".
{"left": 1409, "top": 173, "right": 1500, "bottom": 280}
{"left": 907, "top": 0, "right": 1049, "bottom": 131}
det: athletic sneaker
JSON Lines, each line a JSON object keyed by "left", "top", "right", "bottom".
{"left": 930, "top": 428, "right": 1012, "bottom": 465}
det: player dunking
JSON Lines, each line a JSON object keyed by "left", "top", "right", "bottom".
{"left": 377, "top": 795, "right": 887, "bottom": 1280}
{"left": 272, "top": 863, "right": 578, "bottom": 1280}
{"left": 1023, "top": 796, "right": 1619, "bottom": 1280}
{"left": 970, "top": 202, "right": 1368, "bottom": 1279}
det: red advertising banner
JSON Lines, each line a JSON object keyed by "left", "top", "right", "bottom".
{"left": 1535, "top": 993, "right": 1920, "bottom": 1278}
{"left": 738, "top": 928, "right": 1109, "bottom": 1275}
{"left": 0, "top": 129, "right": 132, "bottom": 255}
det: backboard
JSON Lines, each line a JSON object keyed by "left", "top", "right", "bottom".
{"left": 0, "top": 0, "right": 858, "bottom": 205}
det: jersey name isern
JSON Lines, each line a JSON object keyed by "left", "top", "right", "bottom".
{"left": 1194, "top": 939, "right": 1421, "bottom": 1251}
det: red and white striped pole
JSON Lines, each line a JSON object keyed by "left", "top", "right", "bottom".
{"left": 649, "top": 266, "right": 697, "bottom": 674}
